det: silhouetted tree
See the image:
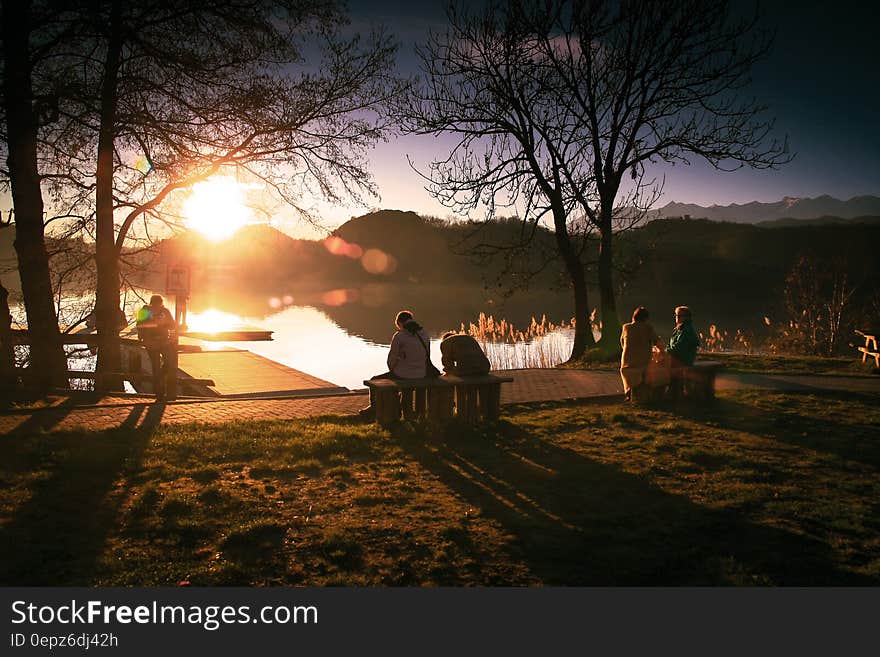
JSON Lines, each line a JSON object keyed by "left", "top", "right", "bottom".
{"left": 0, "top": 0, "right": 71, "bottom": 391}
{"left": 404, "top": 0, "right": 788, "bottom": 360}
{"left": 783, "top": 253, "right": 857, "bottom": 356}
{"left": 18, "top": 1, "right": 399, "bottom": 390}
{"left": 402, "top": 1, "right": 599, "bottom": 359}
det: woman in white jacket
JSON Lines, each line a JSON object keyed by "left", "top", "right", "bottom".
{"left": 360, "top": 310, "right": 431, "bottom": 419}
{"left": 386, "top": 310, "right": 429, "bottom": 378}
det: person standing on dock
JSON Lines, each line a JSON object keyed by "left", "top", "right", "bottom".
{"left": 136, "top": 295, "right": 177, "bottom": 400}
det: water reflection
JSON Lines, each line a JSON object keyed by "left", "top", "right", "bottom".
{"left": 188, "top": 305, "right": 578, "bottom": 390}
{"left": 180, "top": 282, "right": 579, "bottom": 389}
{"left": 192, "top": 306, "right": 400, "bottom": 389}
{"left": 15, "top": 283, "right": 581, "bottom": 391}
{"left": 185, "top": 309, "right": 246, "bottom": 334}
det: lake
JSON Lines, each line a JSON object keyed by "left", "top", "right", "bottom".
{"left": 8, "top": 282, "right": 579, "bottom": 391}
{"left": 175, "top": 282, "right": 578, "bottom": 390}
{"left": 14, "top": 278, "right": 754, "bottom": 391}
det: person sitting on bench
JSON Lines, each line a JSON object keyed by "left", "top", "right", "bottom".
{"left": 665, "top": 305, "right": 700, "bottom": 397}
{"left": 440, "top": 331, "right": 490, "bottom": 376}
{"left": 620, "top": 306, "right": 663, "bottom": 401}
{"left": 666, "top": 305, "right": 699, "bottom": 367}
{"left": 360, "top": 310, "right": 433, "bottom": 419}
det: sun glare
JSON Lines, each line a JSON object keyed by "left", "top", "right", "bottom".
{"left": 185, "top": 309, "right": 244, "bottom": 334}
{"left": 183, "top": 176, "right": 253, "bottom": 241}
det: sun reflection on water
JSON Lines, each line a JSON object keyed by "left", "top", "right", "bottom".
{"left": 194, "top": 305, "right": 392, "bottom": 388}
{"left": 184, "top": 309, "right": 245, "bottom": 334}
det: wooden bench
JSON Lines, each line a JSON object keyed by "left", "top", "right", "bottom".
{"left": 671, "top": 361, "right": 724, "bottom": 400}
{"left": 442, "top": 373, "right": 514, "bottom": 423}
{"left": 363, "top": 374, "right": 514, "bottom": 427}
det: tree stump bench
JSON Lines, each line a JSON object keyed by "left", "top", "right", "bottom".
{"left": 363, "top": 374, "right": 514, "bottom": 427}
{"left": 671, "top": 360, "right": 724, "bottom": 400}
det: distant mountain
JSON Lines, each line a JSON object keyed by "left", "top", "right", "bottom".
{"left": 152, "top": 223, "right": 336, "bottom": 289}
{"left": 650, "top": 195, "right": 880, "bottom": 223}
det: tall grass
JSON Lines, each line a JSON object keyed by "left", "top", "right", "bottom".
{"left": 459, "top": 312, "right": 573, "bottom": 369}
{"left": 697, "top": 314, "right": 861, "bottom": 358}
{"left": 458, "top": 310, "right": 837, "bottom": 367}
{"left": 699, "top": 324, "right": 757, "bottom": 354}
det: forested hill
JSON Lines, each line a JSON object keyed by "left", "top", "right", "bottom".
{"left": 327, "top": 211, "right": 880, "bottom": 298}
{"left": 160, "top": 210, "right": 879, "bottom": 327}
{"left": 5, "top": 211, "right": 879, "bottom": 325}
{"left": 153, "top": 210, "right": 566, "bottom": 290}
{"left": 616, "top": 217, "right": 880, "bottom": 330}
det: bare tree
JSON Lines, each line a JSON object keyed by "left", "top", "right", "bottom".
{"left": 404, "top": 0, "right": 788, "bottom": 359}
{"left": 402, "top": 1, "right": 600, "bottom": 359}
{"left": 782, "top": 253, "right": 858, "bottom": 356}
{"left": 26, "top": 0, "right": 400, "bottom": 389}
{"left": 562, "top": 0, "right": 789, "bottom": 350}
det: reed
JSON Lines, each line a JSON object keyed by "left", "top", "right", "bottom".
{"left": 459, "top": 312, "right": 573, "bottom": 369}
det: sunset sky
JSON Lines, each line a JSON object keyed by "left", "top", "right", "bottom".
{"left": 314, "top": 0, "right": 880, "bottom": 227}
{"left": 2, "top": 1, "right": 878, "bottom": 238}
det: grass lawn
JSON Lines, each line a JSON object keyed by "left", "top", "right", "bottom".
{"left": 566, "top": 351, "right": 879, "bottom": 376}
{"left": 709, "top": 353, "right": 878, "bottom": 376}
{"left": 1, "top": 390, "right": 879, "bottom": 586}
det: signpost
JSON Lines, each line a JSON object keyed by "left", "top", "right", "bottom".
{"left": 166, "top": 264, "right": 191, "bottom": 329}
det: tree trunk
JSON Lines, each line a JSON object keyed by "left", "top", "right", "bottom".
{"left": 566, "top": 254, "right": 595, "bottom": 361}
{"left": 1, "top": 0, "right": 69, "bottom": 393}
{"left": 596, "top": 206, "right": 621, "bottom": 355}
{"left": 0, "top": 279, "right": 17, "bottom": 397}
{"left": 552, "top": 205, "right": 596, "bottom": 361}
{"left": 94, "top": 5, "right": 123, "bottom": 392}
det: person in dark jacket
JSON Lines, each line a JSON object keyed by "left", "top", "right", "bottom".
{"left": 666, "top": 305, "right": 700, "bottom": 367}
{"left": 440, "top": 331, "right": 490, "bottom": 376}
{"left": 136, "top": 295, "right": 177, "bottom": 400}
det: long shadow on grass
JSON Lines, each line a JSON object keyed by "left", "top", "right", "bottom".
{"left": 395, "top": 420, "right": 876, "bottom": 585}
{"left": 0, "top": 403, "right": 165, "bottom": 585}
{"left": 687, "top": 390, "right": 880, "bottom": 469}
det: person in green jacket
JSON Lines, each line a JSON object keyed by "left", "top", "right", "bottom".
{"left": 666, "top": 305, "right": 699, "bottom": 367}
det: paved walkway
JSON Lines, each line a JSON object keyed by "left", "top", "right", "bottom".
{"left": 505, "top": 368, "right": 880, "bottom": 400}
{"left": 1, "top": 369, "right": 878, "bottom": 435}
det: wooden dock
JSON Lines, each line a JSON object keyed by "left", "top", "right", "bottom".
{"left": 174, "top": 349, "right": 348, "bottom": 398}
{"left": 13, "top": 326, "right": 348, "bottom": 399}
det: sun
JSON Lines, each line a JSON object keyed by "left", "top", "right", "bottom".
{"left": 183, "top": 176, "right": 253, "bottom": 241}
